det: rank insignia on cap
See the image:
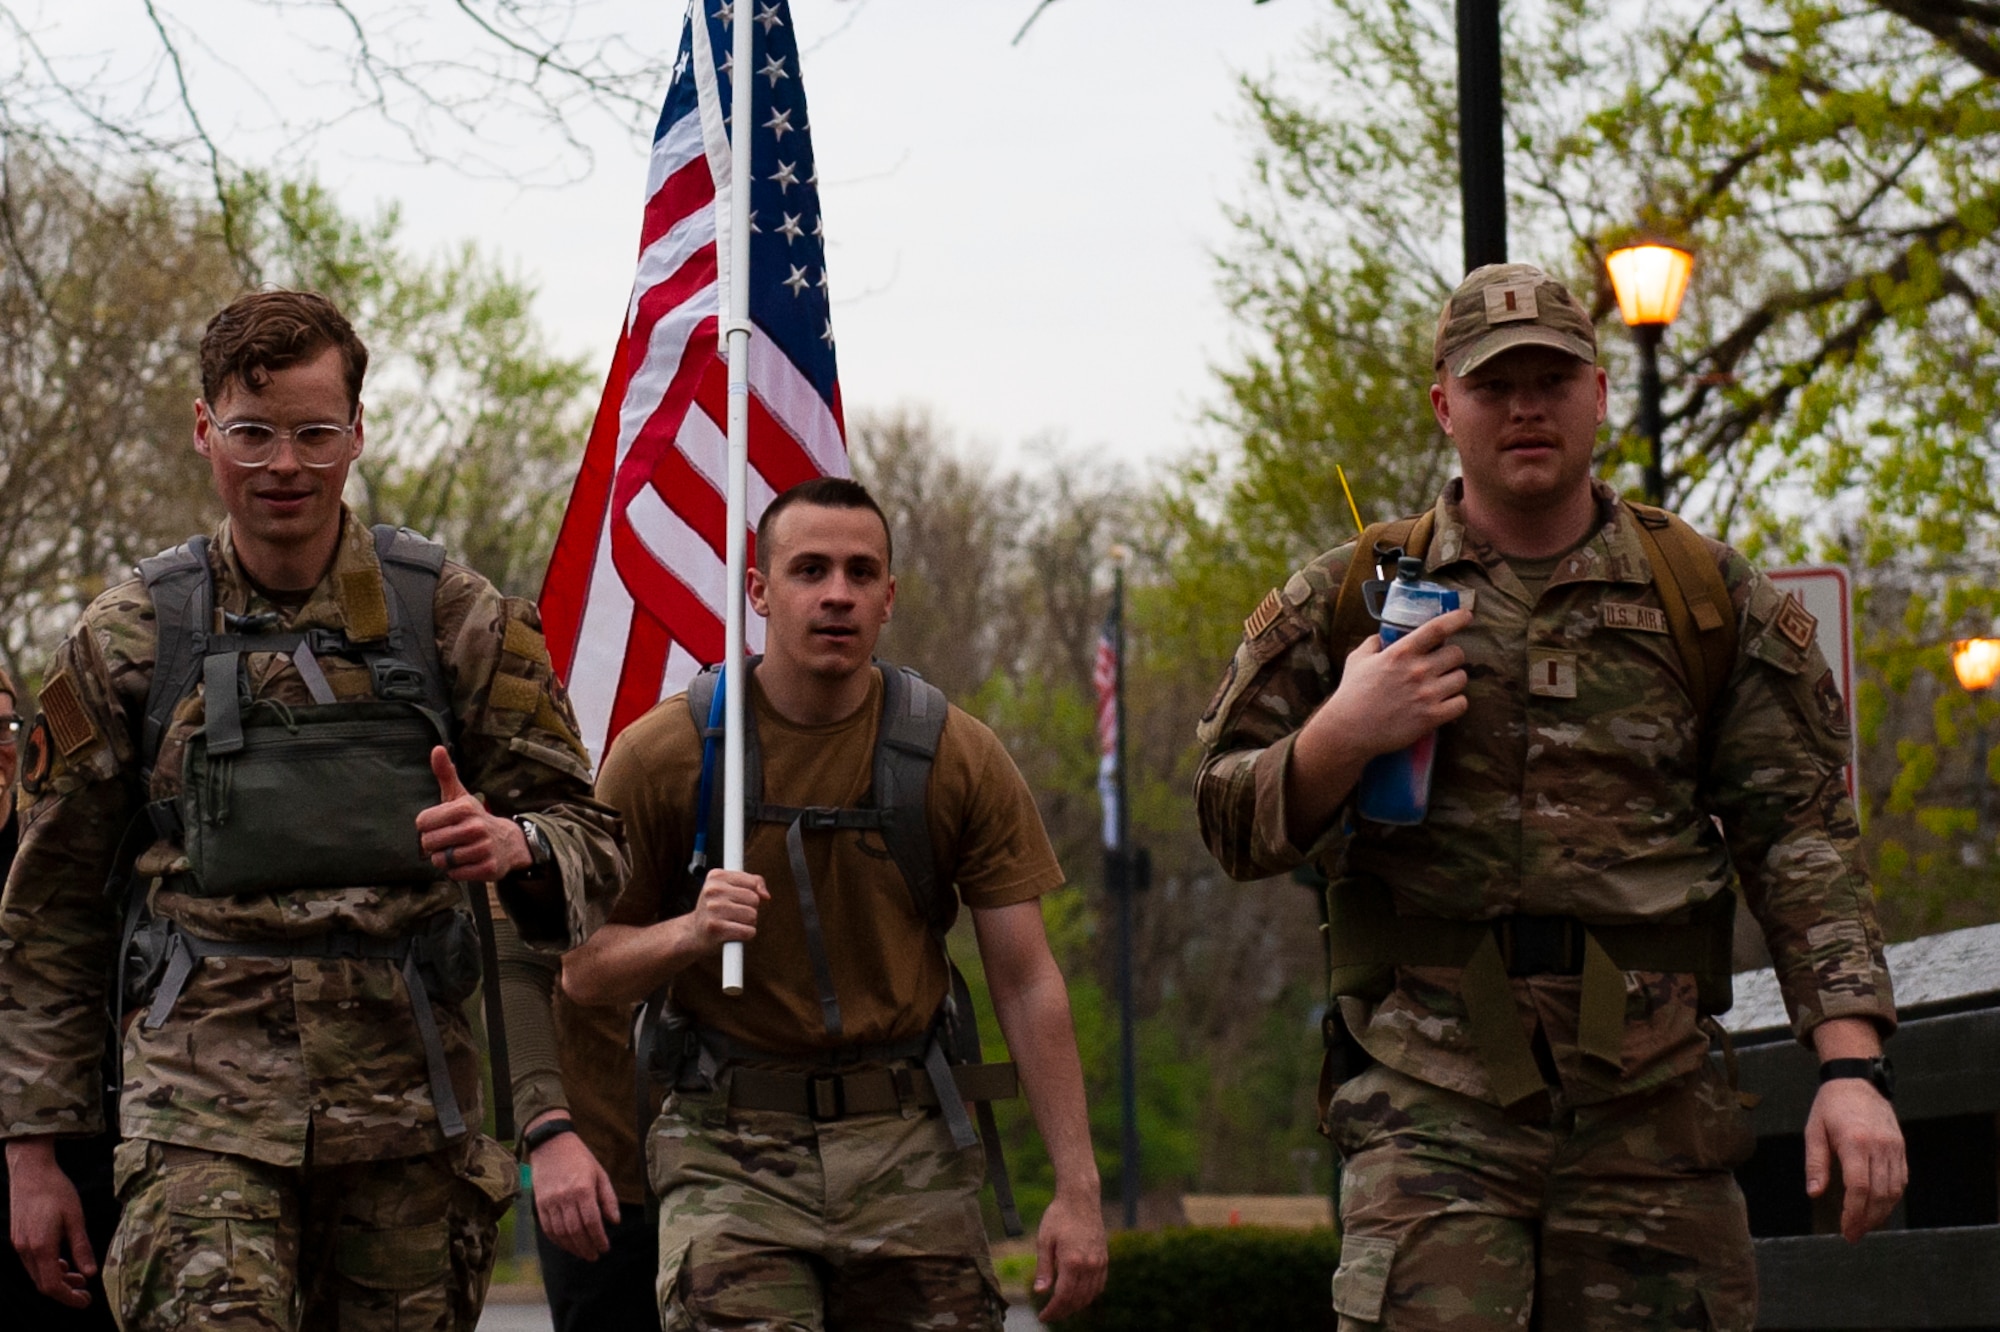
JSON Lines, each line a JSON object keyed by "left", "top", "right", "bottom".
{"left": 1245, "top": 588, "right": 1285, "bottom": 639}
{"left": 1775, "top": 593, "right": 1818, "bottom": 652}
{"left": 1484, "top": 283, "right": 1540, "bottom": 324}
{"left": 41, "top": 670, "right": 97, "bottom": 758}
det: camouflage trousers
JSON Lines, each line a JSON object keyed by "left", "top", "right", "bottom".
{"left": 647, "top": 1072, "right": 1005, "bottom": 1332}
{"left": 1325, "top": 1061, "right": 1757, "bottom": 1332}
{"left": 102, "top": 1134, "right": 519, "bottom": 1331}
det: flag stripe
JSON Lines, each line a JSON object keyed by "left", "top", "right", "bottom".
{"left": 540, "top": 0, "right": 846, "bottom": 766}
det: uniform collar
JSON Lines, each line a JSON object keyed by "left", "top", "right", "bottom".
{"left": 210, "top": 509, "right": 394, "bottom": 638}
{"left": 1425, "top": 478, "right": 1652, "bottom": 588}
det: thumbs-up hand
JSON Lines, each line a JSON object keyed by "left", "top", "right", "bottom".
{"left": 417, "top": 745, "right": 530, "bottom": 880}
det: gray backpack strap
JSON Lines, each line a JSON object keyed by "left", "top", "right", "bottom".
{"left": 874, "top": 664, "right": 949, "bottom": 933}
{"left": 372, "top": 525, "right": 452, "bottom": 721}
{"left": 137, "top": 537, "right": 213, "bottom": 778}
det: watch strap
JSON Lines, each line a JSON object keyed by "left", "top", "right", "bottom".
{"left": 522, "top": 1116, "right": 576, "bottom": 1153}
{"left": 1818, "top": 1056, "right": 1894, "bottom": 1100}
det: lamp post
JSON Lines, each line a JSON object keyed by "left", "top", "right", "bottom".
{"left": 1954, "top": 637, "right": 2000, "bottom": 862}
{"left": 1605, "top": 243, "right": 1695, "bottom": 506}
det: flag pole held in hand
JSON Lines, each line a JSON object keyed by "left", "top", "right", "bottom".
{"left": 718, "top": 0, "right": 757, "bottom": 998}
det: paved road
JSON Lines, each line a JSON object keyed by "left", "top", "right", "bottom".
{"left": 477, "top": 1297, "right": 1046, "bottom": 1330}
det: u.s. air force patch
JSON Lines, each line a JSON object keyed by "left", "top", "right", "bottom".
{"left": 1775, "top": 593, "right": 1818, "bottom": 653}
{"left": 1601, "top": 603, "right": 1667, "bottom": 634}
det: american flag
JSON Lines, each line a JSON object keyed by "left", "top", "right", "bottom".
{"left": 1094, "top": 600, "right": 1120, "bottom": 851}
{"left": 540, "top": 0, "right": 846, "bottom": 763}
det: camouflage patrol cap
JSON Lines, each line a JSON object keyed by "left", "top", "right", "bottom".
{"left": 1433, "top": 263, "right": 1597, "bottom": 378}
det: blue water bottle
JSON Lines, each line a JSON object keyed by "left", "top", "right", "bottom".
{"left": 1355, "top": 556, "right": 1460, "bottom": 825}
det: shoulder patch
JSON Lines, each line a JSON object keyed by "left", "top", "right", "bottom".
{"left": 489, "top": 673, "right": 541, "bottom": 714}
{"left": 1601, "top": 603, "right": 1667, "bottom": 635}
{"left": 40, "top": 670, "right": 96, "bottom": 758}
{"left": 1774, "top": 593, "right": 1818, "bottom": 653}
{"left": 1245, "top": 588, "right": 1285, "bottom": 640}
{"left": 339, "top": 569, "right": 392, "bottom": 642}
{"left": 503, "top": 617, "right": 551, "bottom": 666}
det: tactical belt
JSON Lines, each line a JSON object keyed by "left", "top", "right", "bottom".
{"left": 675, "top": 1023, "right": 1023, "bottom": 1236}
{"left": 730, "top": 1060, "right": 1019, "bottom": 1119}
{"left": 1325, "top": 880, "right": 1736, "bottom": 1114}
{"left": 141, "top": 917, "right": 474, "bottom": 1141}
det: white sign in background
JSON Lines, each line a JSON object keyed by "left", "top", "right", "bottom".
{"left": 1767, "top": 565, "right": 1859, "bottom": 813}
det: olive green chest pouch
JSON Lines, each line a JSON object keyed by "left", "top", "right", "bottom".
{"left": 179, "top": 696, "right": 452, "bottom": 897}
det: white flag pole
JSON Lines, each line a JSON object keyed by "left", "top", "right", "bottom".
{"left": 719, "top": 0, "right": 755, "bottom": 997}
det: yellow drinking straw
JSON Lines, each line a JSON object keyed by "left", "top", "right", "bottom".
{"left": 1336, "top": 464, "right": 1365, "bottom": 538}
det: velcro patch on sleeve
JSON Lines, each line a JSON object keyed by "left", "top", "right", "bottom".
{"left": 503, "top": 618, "right": 551, "bottom": 666}
{"left": 1244, "top": 588, "right": 1286, "bottom": 640}
{"left": 1774, "top": 593, "right": 1818, "bottom": 653}
{"left": 488, "top": 673, "right": 542, "bottom": 715}
{"left": 1601, "top": 603, "right": 1668, "bottom": 634}
{"left": 339, "top": 570, "right": 393, "bottom": 642}
{"left": 40, "top": 670, "right": 97, "bottom": 758}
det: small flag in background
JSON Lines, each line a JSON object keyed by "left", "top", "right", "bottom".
{"left": 540, "top": 0, "right": 847, "bottom": 765}
{"left": 1094, "top": 599, "right": 1120, "bottom": 852}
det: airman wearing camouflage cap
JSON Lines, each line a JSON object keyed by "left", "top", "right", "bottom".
{"left": 1195, "top": 263, "right": 1904, "bottom": 1330}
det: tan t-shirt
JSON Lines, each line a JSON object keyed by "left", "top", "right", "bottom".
{"left": 598, "top": 667, "right": 1064, "bottom": 1056}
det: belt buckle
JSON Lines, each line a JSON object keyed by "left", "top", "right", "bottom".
{"left": 323, "top": 932, "right": 364, "bottom": 960}
{"left": 1502, "top": 918, "right": 1576, "bottom": 977}
{"left": 808, "top": 1074, "right": 845, "bottom": 1121}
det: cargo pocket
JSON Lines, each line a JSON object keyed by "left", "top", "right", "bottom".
{"left": 109, "top": 1153, "right": 289, "bottom": 1329}
{"left": 1331, "top": 1233, "right": 1397, "bottom": 1324}
{"left": 657, "top": 1236, "right": 695, "bottom": 1332}
{"left": 1699, "top": 1281, "right": 1756, "bottom": 1332}
{"left": 336, "top": 1219, "right": 452, "bottom": 1292}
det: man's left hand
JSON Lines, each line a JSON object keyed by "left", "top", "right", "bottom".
{"left": 1031, "top": 1187, "right": 1108, "bottom": 1321}
{"left": 1805, "top": 1078, "right": 1906, "bottom": 1242}
{"left": 416, "top": 746, "right": 530, "bottom": 880}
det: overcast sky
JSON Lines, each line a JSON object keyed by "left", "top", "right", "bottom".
{"left": 37, "top": 0, "right": 1324, "bottom": 469}
{"left": 321, "top": 0, "right": 1323, "bottom": 471}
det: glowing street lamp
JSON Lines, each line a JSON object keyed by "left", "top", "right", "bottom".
{"left": 1606, "top": 242, "right": 1695, "bottom": 506}
{"left": 1953, "top": 638, "right": 2000, "bottom": 694}
{"left": 1955, "top": 637, "right": 2000, "bottom": 862}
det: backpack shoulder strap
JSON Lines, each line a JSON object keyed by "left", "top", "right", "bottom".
{"left": 1623, "top": 501, "right": 1738, "bottom": 723}
{"left": 873, "top": 663, "right": 950, "bottom": 935}
{"left": 1328, "top": 511, "right": 1434, "bottom": 665}
{"left": 372, "top": 525, "right": 451, "bottom": 718}
{"left": 679, "top": 657, "right": 768, "bottom": 917}
{"left": 137, "top": 537, "right": 213, "bottom": 778}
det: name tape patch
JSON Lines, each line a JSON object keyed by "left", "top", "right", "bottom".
{"left": 1601, "top": 603, "right": 1668, "bottom": 635}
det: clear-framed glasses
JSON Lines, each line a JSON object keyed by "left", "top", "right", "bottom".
{"left": 201, "top": 405, "right": 358, "bottom": 468}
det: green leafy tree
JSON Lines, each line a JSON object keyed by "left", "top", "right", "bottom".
{"left": 1188, "top": 0, "right": 2000, "bottom": 937}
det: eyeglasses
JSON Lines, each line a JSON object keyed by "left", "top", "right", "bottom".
{"left": 201, "top": 406, "right": 358, "bottom": 468}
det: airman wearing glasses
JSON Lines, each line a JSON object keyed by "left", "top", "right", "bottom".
{"left": 0, "top": 290, "right": 627, "bottom": 1331}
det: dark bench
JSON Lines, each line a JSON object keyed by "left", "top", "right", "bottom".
{"left": 1723, "top": 922, "right": 2000, "bottom": 1330}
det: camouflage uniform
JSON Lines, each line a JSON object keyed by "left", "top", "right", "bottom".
{"left": 648, "top": 1079, "right": 1002, "bottom": 1331}
{"left": 0, "top": 511, "right": 626, "bottom": 1330}
{"left": 1195, "top": 479, "right": 1895, "bottom": 1331}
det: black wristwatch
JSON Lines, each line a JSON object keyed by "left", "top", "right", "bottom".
{"left": 522, "top": 1116, "right": 576, "bottom": 1153}
{"left": 513, "top": 815, "right": 554, "bottom": 871}
{"left": 1819, "top": 1055, "right": 1895, "bottom": 1102}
